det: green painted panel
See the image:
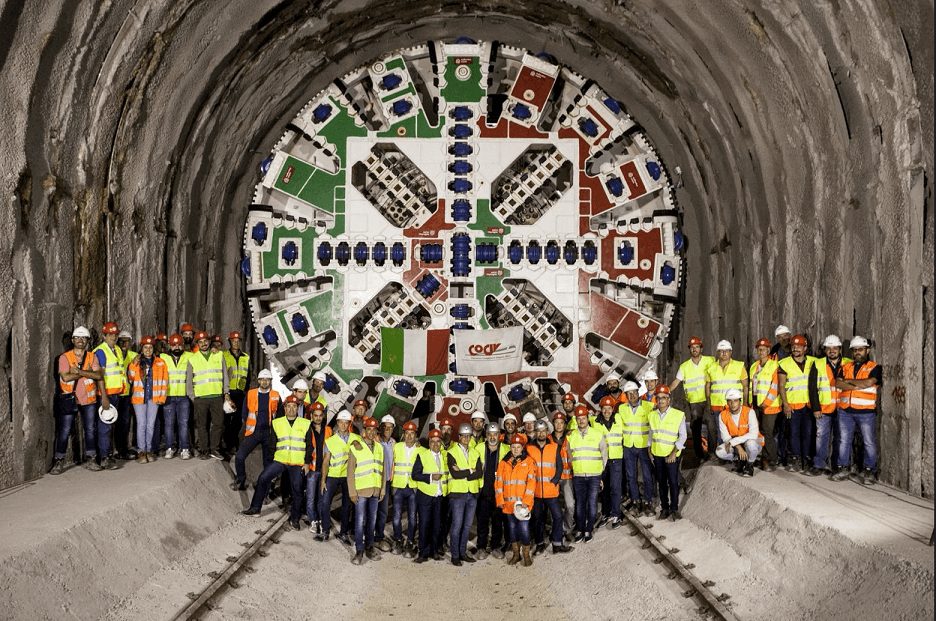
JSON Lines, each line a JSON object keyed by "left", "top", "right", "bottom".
{"left": 380, "top": 83, "right": 415, "bottom": 103}
{"left": 317, "top": 96, "right": 368, "bottom": 163}
{"left": 300, "top": 291, "right": 334, "bottom": 335}
{"left": 261, "top": 225, "right": 317, "bottom": 279}
{"left": 440, "top": 57, "right": 485, "bottom": 103}
{"left": 327, "top": 344, "right": 362, "bottom": 384}
{"left": 276, "top": 311, "right": 296, "bottom": 346}
{"left": 467, "top": 199, "right": 509, "bottom": 234}
{"left": 373, "top": 393, "right": 414, "bottom": 420}
{"left": 416, "top": 110, "right": 444, "bottom": 138}
{"left": 272, "top": 156, "right": 316, "bottom": 196}
{"left": 384, "top": 57, "right": 406, "bottom": 72}
{"left": 326, "top": 214, "right": 345, "bottom": 237}
{"left": 377, "top": 115, "right": 417, "bottom": 139}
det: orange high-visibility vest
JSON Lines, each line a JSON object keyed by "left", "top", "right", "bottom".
{"left": 495, "top": 455, "right": 536, "bottom": 514}
{"left": 720, "top": 406, "right": 764, "bottom": 446}
{"left": 557, "top": 435, "right": 572, "bottom": 480}
{"left": 749, "top": 359, "right": 781, "bottom": 414}
{"left": 60, "top": 350, "right": 98, "bottom": 403}
{"left": 838, "top": 361, "right": 879, "bottom": 411}
{"left": 128, "top": 357, "right": 169, "bottom": 405}
{"left": 526, "top": 439, "right": 561, "bottom": 498}
{"left": 245, "top": 389, "right": 280, "bottom": 436}
{"left": 306, "top": 424, "right": 333, "bottom": 471}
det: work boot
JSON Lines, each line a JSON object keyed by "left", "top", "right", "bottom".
{"left": 290, "top": 519, "right": 301, "bottom": 531}
{"left": 521, "top": 545, "right": 533, "bottom": 567}
{"left": 137, "top": 452, "right": 148, "bottom": 464}
{"left": 507, "top": 543, "right": 521, "bottom": 565}
{"left": 336, "top": 533, "right": 352, "bottom": 547}
{"left": 658, "top": 509, "right": 670, "bottom": 521}
{"left": 451, "top": 557, "right": 463, "bottom": 566}
{"left": 829, "top": 467, "right": 850, "bottom": 482}
{"left": 102, "top": 456, "right": 119, "bottom": 470}
{"left": 792, "top": 458, "right": 803, "bottom": 473}
{"left": 533, "top": 542, "right": 547, "bottom": 556}
{"left": 861, "top": 468, "right": 875, "bottom": 486}
{"left": 49, "top": 458, "right": 65, "bottom": 475}
{"left": 365, "top": 546, "right": 381, "bottom": 560}
{"left": 742, "top": 463, "right": 755, "bottom": 478}
{"left": 351, "top": 551, "right": 364, "bottom": 565}
{"left": 462, "top": 552, "right": 476, "bottom": 563}
{"left": 671, "top": 510, "right": 682, "bottom": 520}
{"left": 393, "top": 538, "right": 404, "bottom": 555}
{"left": 241, "top": 507, "right": 261, "bottom": 516}
{"left": 643, "top": 501, "right": 655, "bottom": 517}
{"left": 84, "top": 458, "right": 103, "bottom": 472}
{"left": 733, "top": 460, "right": 744, "bottom": 474}
{"left": 552, "top": 543, "right": 573, "bottom": 554}
{"left": 476, "top": 547, "right": 489, "bottom": 560}
{"left": 403, "top": 541, "right": 416, "bottom": 558}
{"left": 230, "top": 480, "right": 247, "bottom": 491}
{"left": 804, "top": 465, "right": 821, "bottom": 477}
{"left": 376, "top": 540, "right": 392, "bottom": 552}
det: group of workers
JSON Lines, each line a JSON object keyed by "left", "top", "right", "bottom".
{"left": 53, "top": 320, "right": 881, "bottom": 566}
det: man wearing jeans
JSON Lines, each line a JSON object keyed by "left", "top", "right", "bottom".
{"left": 526, "top": 420, "right": 573, "bottom": 555}
{"left": 316, "top": 410, "right": 359, "bottom": 544}
{"left": 567, "top": 405, "right": 607, "bottom": 543}
{"left": 807, "top": 335, "right": 850, "bottom": 476}
{"left": 620, "top": 381, "right": 655, "bottom": 516}
{"left": 231, "top": 369, "right": 280, "bottom": 490}
{"left": 160, "top": 334, "right": 192, "bottom": 459}
{"left": 390, "top": 421, "right": 420, "bottom": 557}
{"left": 831, "top": 336, "right": 882, "bottom": 485}
{"left": 348, "top": 417, "right": 385, "bottom": 565}
{"left": 373, "top": 415, "right": 396, "bottom": 552}
{"left": 305, "top": 401, "right": 331, "bottom": 535}
{"left": 475, "top": 422, "right": 509, "bottom": 559}
{"left": 52, "top": 327, "right": 104, "bottom": 474}
{"left": 777, "top": 335, "right": 820, "bottom": 472}
{"left": 591, "top": 395, "right": 625, "bottom": 529}
{"left": 648, "top": 385, "right": 687, "bottom": 522}
{"left": 446, "top": 423, "right": 482, "bottom": 565}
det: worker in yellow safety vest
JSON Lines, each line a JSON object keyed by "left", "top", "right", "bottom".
{"left": 777, "top": 334, "right": 819, "bottom": 473}
{"left": 390, "top": 421, "right": 420, "bottom": 557}
{"left": 317, "top": 409, "right": 360, "bottom": 544}
{"left": 160, "top": 334, "right": 193, "bottom": 459}
{"left": 807, "top": 335, "right": 851, "bottom": 476}
{"left": 186, "top": 330, "right": 230, "bottom": 460}
{"left": 648, "top": 385, "right": 686, "bottom": 522}
{"left": 567, "top": 405, "right": 608, "bottom": 543}
{"left": 749, "top": 338, "right": 781, "bottom": 471}
{"left": 348, "top": 417, "right": 385, "bottom": 564}
{"left": 93, "top": 322, "right": 126, "bottom": 470}
{"left": 411, "top": 428, "right": 449, "bottom": 563}
{"left": 222, "top": 331, "right": 250, "bottom": 456}
{"left": 669, "top": 336, "right": 715, "bottom": 461}
{"left": 620, "top": 381, "right": 654, "bottom": 517}
{"left": 241, "top": 394, "right": 311, "bottom": 531}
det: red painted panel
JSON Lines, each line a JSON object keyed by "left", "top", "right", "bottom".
{"left": 608, "top": 309, "right": 659, "bottom": 356}
{"left": 509, "top": 66, "right": 556, "bottom": 111}
{"left": 620, "top": 160, "right": 648, "bottom": 200}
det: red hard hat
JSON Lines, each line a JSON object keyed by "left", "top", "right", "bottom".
{"left": 168, "top": 333, "right": 184, "bottom": 345}
{"left": 439, "top": 417, "right": 453, "bottom": 428}
{"left": 428, "top": 429, "right": 442, "bottom": 439}
{"left": 229, "top": 331, "right": 242, "bottom": 340}
{"left": 309, "top": 401, "right": 325, "bottom": 411}
{"left": 102, "top": 322, "right": 120, "bottom": 335}
{"left": 284, "top": 394, "right": 300, "bottom": 405}
{"left": 403, "top": 421, "right": 418, "bottom": 432}
{"left": 195, "top": 331, "right": 209, "bottom": 341}
{"left": 600, "top": 396, "right": 618, "bottom": 408}
{"left": 552, "top": 412, "right": 567, "bottom": 421}
{"left": 688, "top": 336, "right": 703, "bottom": 346}
{"left": 353, "top": 399, "right": 368, "bottom": 409}
{"left": 155, "top": 333, "right": 167, "bottom": 341}
{"left": 211, "top": 334, "right": 222, "bottom": 343}
{"left": 180, "top": 323, "right": 195, "bottom": 333}
{"left": 363, "top": 417, "right": 378, "bottom": 429}
{"left": 140, "top": 335, "right": 155, "bottom": 346}
{"left": 561, "top": 393, "right": 576, "bottom": 402}
{"left": 510, "top": 433, "right": 527, "bottom": 446}
{"left": 573, "top": 405, "right": 590, "bottom": 418}
{"left": 791, "top": 334, "right": 808, "bottom": 346}
{"left": 756, "top": 338, "right": 771, "bottom": 348}
{"left": 654, "top": 384, "right": 671, "bottom": 396}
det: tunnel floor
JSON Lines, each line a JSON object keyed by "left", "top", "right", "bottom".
{"left": 1, "top": 459, "right": 931, "bottom": 620}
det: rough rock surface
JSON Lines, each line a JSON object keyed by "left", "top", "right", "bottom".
{"left": 0, "top": 0, "right": 931, "bottom": 494}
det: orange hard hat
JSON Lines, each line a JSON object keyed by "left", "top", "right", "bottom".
{"left": 155, "top": 333, "right": 167, "bottom": 341}
{"left": 140, "top": 335, "right": 155, "bottom": 346}
{"left": 211, "top": 334, "right": 223, "bottom": 343}
{"left": 180, "top": 323, "right": 195, "bottom": 333}
{"left": 229, "top": 331, "right": 242, "bottom": 340}
{"left": 756, "top": 338, "right": 771, "bottom": 348}
{"left": 309, "top": 401, "right": 325, "bottom": 411}
{"left": 439, "top": 417, "right": 453, "bottom": 428}
{"left": 573, "top": 405, "right": 590, "bottom": 418}
{"left": 791, "top": 334, "right": 808, "bottom": 346}
{"left": 102, "top": 322, "right": 119, "bottom": 335}
{"left": 194, "top": 331, "right": 209, "bottom": 341}
{"left": 363, "top": 417, "right": 379, "bottom": 429}
{"left": 428, "top": 429, "right": 442, "bottom": 439}
{"left": 403, "top": 421, "right": 418, "bottom": 432}
{"left": 353, "top": 399, "right": 368, "bottom": 409}
{"left": 654, "top": 384, "right": 671, "bottom": 396}
{"left": 510, "top": 433, "right": 527, "bottom": 445}
{"left": 561, "top": 393, "right": 576, "bottom": 402}
{"left": 284, "top": 394, "right": 300, "bottom": 405}
{"left": 600, "top": 395, "right": 618, "bottom": 408}
{"left": 552, "top": 412, "right": 567, "bottom": 421}
{"left": 168, "top": 333, "right": 184, "bottom": 346}
{"left": 688, "top": 336, "right": 703, "bottom": 347}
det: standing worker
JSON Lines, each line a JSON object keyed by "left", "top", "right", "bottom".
{"left": 390, "top": 421, "right": 420, "bottom": 557}
{"left": 669, "top": 337, "right": 715, "bottom": 462}
{"left": 831, "top": 336, "right": 882, "bottom": 485}
{"left": 648, "top": 385, "right": 686, "bottom": 521}
{"left": 567, "top": 405, "right": 608, "bottom": 543}
{"left": 52, "top": 327, "right": 104, "bottom": 474}
{"left": 240, "top": 395, "right": 310, "bottom": 531}
{"left": 591, "top": 395, "right": 625, "bottom": 529}
{"left": 317, "top": 410, "right": 359, "bottom": 544}
{"left": 127, "top": 336, "right": 168, "bottom": 463}
{"left": 304, "top": 400, "right": 331, "bottom": 535}
{"left": 186, "top": 331, "right": 230, "bottom": 460}
{"left": 552, "top": 411, "right": 576, "bottom": 538}
{"left": 411, "top": 428, "right": 449, "bottom": 563}
{"left": 777, "top": 334, "right": 819, "bottom": 473}
{"left": 115, "top": 331, "right": 138, "bottom": 461}
{"left": 222, "top": 331, "right": 250, "bottom": 458}
{"left": 373, "top": 414, "right": 397, "bottom": 552}
{"left": 705, "top": 341, "right": 749, "bottom": 461}
{"left": 749, "top": 338, "right": 781, "bottom": 471}
{"left": 474, "top": 422, "right": 509, "bottom": 560}
{"left": 620, "top": 381, "right": 655, "bottom": 517}
{"left": 447, "top": 423, "right": 483, "bottom": 565}
{"left": 469, "top": 410, "right": 487, "bottom": 450}
{"left": 93, "top": 322, "right": 126, "bottom": 470}
{"left": 495, "top": 434, "right": 537, "bottom": 567}
{"left": 348, "top": 417, "right": 385, "bottom": 564}
{"left": 160, "top": 334, "right": 193, "bottom": 459}
{"left": 526, "top": 420, "right": 572, "bottom": 555}
{"left": 771, "top": 326, "right": 793, "bottom": 361}
{"left": 230, "top": 369, "right": 280, "bottom": 490}
{"left": 808, "top": 335, "right": 850, "bottom": 476}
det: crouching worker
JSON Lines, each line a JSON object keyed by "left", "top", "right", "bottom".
{"left": 716, "top": 389, "right": 763, "bottom": 477}
{"left": 241, "top": 395, "right": 310, "bottom": 530}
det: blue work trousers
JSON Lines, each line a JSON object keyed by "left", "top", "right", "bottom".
{"left": 600, "top": 458, "right": 623, "bottom": 518}
{"left": 572, "top": 476, "right": 600, "bottom": 534}
{"left": 162, "top": 396, "right": 191, "bottom": 450}
{"left": 392, "top": 486, "right": 417, "bottom": 542}
{"left": 624, "top": 446, "right": 654, "bottom": 503}
{"left": 249, "top": 462, "right": 304, "bottom": 522}
{"left": 321, "top": 476, "right": 352, "bottom": 537}
{"left": 416, "top": 491, "right": 443, "bottom": 559}
{"left": 234, "top": 429, "right": 272, "bottom": 484}
{"left": 531, "top": 496, "right": 563, "bottom": 545}
{"left": 354, "top": 494, "right": 379, "bottom": 552}
{"left": 837, "top": 410, "right": 877, "bottom": 471}
{"left": 448, "top": 494, "right": 477, "bottom": 560}
{"left": 813, "top": 411, "right": 841, "bottom": 470}
{"left": 55, "top": 403, "right": 98, "bottom": 459}
{"left": 506, "top": 513, "right": 531, "bottom": 546}
{"left": 653, "top": 455, "right": 680, "bottom": 512}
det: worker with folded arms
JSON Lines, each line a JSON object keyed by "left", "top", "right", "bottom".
{"left": 446, "top": 423, "right": 483, "bottom": 565}
{"left": 51, "top": 326, "right": 104, "bottom": 474}
{"left": 127, "top": 336, "right": 169, "bottom": 463}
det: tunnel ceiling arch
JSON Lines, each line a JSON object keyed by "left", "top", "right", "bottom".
{"left": 244, "top": 39, "right": 686, "bottom": 422}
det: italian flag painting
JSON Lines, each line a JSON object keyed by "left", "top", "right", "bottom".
{"left": 380, "top": 327, "right": 450, "bottom": 377}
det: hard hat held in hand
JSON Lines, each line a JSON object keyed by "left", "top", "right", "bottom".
{"left": 223, "top": 400, "right": 237, "bottom": 414}
{"left": 514, "top": 501, "right": 531, "bottom": 521}
{"left": 99, "top": 404, "right": 118, "bottom": 424}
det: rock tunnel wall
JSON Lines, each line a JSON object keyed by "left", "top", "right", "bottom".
{"left": 0, "top": 0, "right": 931, "bottom": 494}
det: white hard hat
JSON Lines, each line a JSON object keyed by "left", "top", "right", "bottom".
{"left": 118, "top": 330, "right": 132, "bottom": 340}
{"left": 381, "top": 415, "right": 396, "bottom": 426}
{"left": 292, "top": 379, "right": 309, "bottom": 390}
{"left": 775, "top": 325, "right": 791, "bottom": 336}
{"left": 503, "top": 413, "right": 517, "bottom": 422}
{"left": 514, "top": 501, "right": 531, "bottom": 521}
{"left": 257, "top": 369, "right": 273, "bottom": 379}
{"left": 223, "top": 400, "right": 237, "bottom": 414}
{"left": 716, "top": 340, "right": 732, "bottom": 351}
{"left": 98, "top": 404, "right": 118, "bottom": 424}
{"left": 725, "top": 388, "right": 743, "bottom": 401}
{"left": 312, "top": 371, "right": 327, "bottom": 382}
{"left": 822, "top": 335, "right": 843, "bottom": 348}
{"left": 471, "top": 410, "right": 486, "bottom": 420}
{"left": 850, "top": 336, "right": 870, "bottom": 349}
{"left": 72, "top": 326, "right": 91, "bottom": 338}
{"left": 336, "top": 410, "right": 353, "bottom": 421}
{"left": 623, "top": 381, "right": 641, "bottom": 393}
{"left": 643, "top": 369, "right": 658, "bottom": 381}
{"left": 522, "top": 413, "right": 536, "bottom": 423}
{"left": 606, "top": 374, "right": 621, "bottom": 383}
